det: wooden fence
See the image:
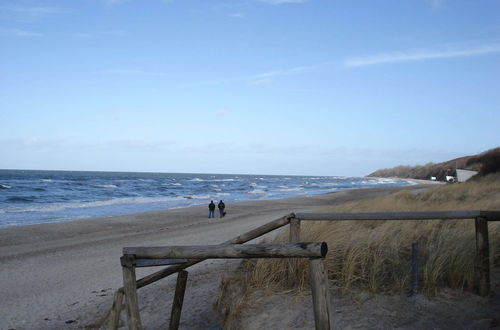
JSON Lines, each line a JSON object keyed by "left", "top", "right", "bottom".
{"left": 105, "top": 210, "right": 500, "bottom": 330}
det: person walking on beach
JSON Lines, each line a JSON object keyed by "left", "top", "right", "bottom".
{"left": 218, "top": 200, "right": 226, "bottom": 218}
{"left": 208, "top": 200, "right": 215, "bottom": 218}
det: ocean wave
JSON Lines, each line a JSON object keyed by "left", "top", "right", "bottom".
{"left": 277, "top": 187, "right": 303, "bottom": 192}
{"left": 3, "top": 196, "right": 188, "bottom": 213}
{"left": 250, "top": 183, "right": 267, "bottom": 188}
{"left": 162, "top": 183, "right": 182, "bottom": 186}
{"left": 40, "top": 179, "right": 53, "bottom": 182}
{"left": 0, "top": 184, "right": 12, "bottom": 189}
{"left": 191, "top": 178, "right": 237, "bottom": 182}
{"left": 94, "top": 184, "right": 118, "bottom": 188}
{"left": 7, "top": 196, "right": 35, "bottom": 202}
{"left": 248, "top": 189, "right": 266, "bottom": 194}
{"left": 184, "top": 192, "right": 230, "bottom": 200}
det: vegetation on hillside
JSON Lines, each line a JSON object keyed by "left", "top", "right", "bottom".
{"left": 367, "top": 147, "right": 499, "bottom": 180}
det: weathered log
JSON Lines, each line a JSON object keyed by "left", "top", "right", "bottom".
{"left": 296, "top": 210, "right": 500, "bottom": 221}
{"left": 108, "top": 289, "right": 123, "bottom": 330}
{"left": 309, "top": 258, "right": 333, "bottom": 330}
{"left": 169, "top": 270, "right": 188, "bottom": 330}
{"left": 121, "top": 255, "right": 143, "bottom": 330}
{"left": 134, "top": 214, "right": 293, "bottom": 289}
{"left": 124, "top": 242, "right": 327, "bottom": 260}
{"left": 135, "top": 258, "right": 187, "bottom": 268}
{"left": 475, "top": 217, "right": 490, "bottom": 296}
{"left": 288, "top": 217, "right": 301, "bottom": 286}
{"left": 223, "top": 213, "right": 294, "bottom": 244}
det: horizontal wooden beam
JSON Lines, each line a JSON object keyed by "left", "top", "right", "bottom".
{"left": 295, "top": 210, "right": 500, "bottom": 221}
{"left": 133, "top": 214, "right": 293, "bottom": 289}
{"left": 124, "top": 242, "right": 327, "bottom": 260}
{"left": 480, "top": 211, "right": 500, "bottom": 221}
{"left": 134, "top": 258, "right": 187, "bottom": 268}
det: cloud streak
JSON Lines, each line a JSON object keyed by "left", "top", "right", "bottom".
{"left": 101, "top": 69, "right": 165, "bottom": 76}
{"left": 345, "top": 44, "right": 500, "bottom": 67}
{"left": 0, "top": 28, "right": 42, "bottom": 37}
{"left": 252, "top": 65, "right": 316, "bottom": 79}
{"left": 0, "top": 5, "right": 67, "bottom": 22}
{"left": 256, "top": 0, "right": 307, "bottom": 4}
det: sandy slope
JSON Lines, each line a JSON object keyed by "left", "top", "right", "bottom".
{"left": 1, "top": 185, "right": 440, "bottom": 329}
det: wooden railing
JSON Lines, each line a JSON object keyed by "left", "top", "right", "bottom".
{"left": 121, "top": 242, "right": 330, "bottom": 330}
{"left": 103, "top": 210, "right": 500, "bottom": 330}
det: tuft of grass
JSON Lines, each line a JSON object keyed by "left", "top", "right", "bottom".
{"left": 246, "top": 174, "right": 500, "bottom": 295}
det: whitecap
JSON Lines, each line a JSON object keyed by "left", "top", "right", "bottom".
{"left": 0, "top": 184, "right": 12, "bottom": 189}
{"left": 248, "top": 189, "right": 266, "bottom": 194}
{"left": 250, "top": 183, "right": 267, "bottom": 189}
{"left": 277, "top": 187, "right": 303, "bottom": 192}
{"left": 4, "top": 196, "right": 188, "bottom": 213}
{"left": 95, "top": 184, "right": 118, "bottom": 188}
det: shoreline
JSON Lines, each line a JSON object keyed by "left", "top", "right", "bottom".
{"left": 0, "top": 174, "right": 420, "bottom": 230}
{"left": 0, "top": 184, "right": 432, "bottom": 329}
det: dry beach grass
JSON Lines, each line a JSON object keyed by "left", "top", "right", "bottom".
{"left": 248, "top": 174, "right": 500, "bottom": 294}
{"left": 219, "top": 175, "right": 500, "bottom": 329}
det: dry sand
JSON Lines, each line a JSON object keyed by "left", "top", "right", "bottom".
{"left": 1, "top": 184, "right": 495, "bottom": 330}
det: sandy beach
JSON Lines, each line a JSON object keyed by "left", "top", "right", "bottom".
{"left": 2, "top": 183, "right": 487, "bottom": 330}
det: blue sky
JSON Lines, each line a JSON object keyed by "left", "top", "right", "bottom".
{"left": 1, "top": 0, "right": 499, "bottom": 176}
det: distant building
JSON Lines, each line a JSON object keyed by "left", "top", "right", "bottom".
{"left": 456, "top": 169, "right": 478, "bottom": 182}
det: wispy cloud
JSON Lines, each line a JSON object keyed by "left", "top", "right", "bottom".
{"left": 180, "top": 64, "right": 317, "bottom": 88}
{"left": 428, "top": 0, "right": 445, "bottom": 10}
{"left": 252, "top": 65, "right": 316, "bottom": 79}
{"left": 178, "top": 79, "right": 229, "bottom": 88}
{"left": 247, "top": 64, "right": 316, "bottom": 85}
{"left": 0, "top": 5, "right": 67, "bottom": 22}
{"left": 0, "top": 28, "right": 42, "bottom": 37}
{"left": 345, "top": 44, "right": 500, "bottom": 68}
{"left": 215, "top": 110, "right": 229, "bottom": 117}
{"left": 249, "top": 78, "right": 273, "bottom": 86}
{"left": 101, "top": 69, "right": 165, "bottom": 76}
{"left": 256, "top": 0, "right": 307, "bottom": 4}
{"left": 104, "top": 0, "right": 174, "bottom": 6}
{"left": 73, "top": 30, "right": 126, "bottom": 39}
{"left": 229, "top": 12, "right": 245, "bottom": 18}
{"left": 104, "top": 0, "right": 131, "bottom": 6}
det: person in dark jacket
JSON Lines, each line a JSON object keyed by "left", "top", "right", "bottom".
{"left": 218, "top": 200, "right": 226, "bottom": 218}
{"left": 208, "top": 200, "right": 215, "bottom": 218}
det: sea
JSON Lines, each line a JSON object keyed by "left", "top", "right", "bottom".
{"left": 0, "top": 170, "right": 415, "bottom": 229}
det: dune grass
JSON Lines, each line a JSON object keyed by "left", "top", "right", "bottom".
{"left": 247, "top": 174, "right": 500, "bottom": 295}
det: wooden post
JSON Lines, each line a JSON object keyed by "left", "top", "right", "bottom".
{"left": 288, "top": 217, "right": 301, "bottom": 286}
{"left": 108, "top": 289, "right": 124, "bottom": 330}
{"left": 474, "top": 217, "right": 490, "bottom": 296}
{"left": 410, "top": 242, "right": 418, "bottom": 296}
{"left": 121, "top": 255, "right": 143, "bottom": 330}
{"left": 309, "top": 258, "right": 333, "bottom": 330}
{"left": 169, "top": 270, "right": 189, "bottom": 330}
